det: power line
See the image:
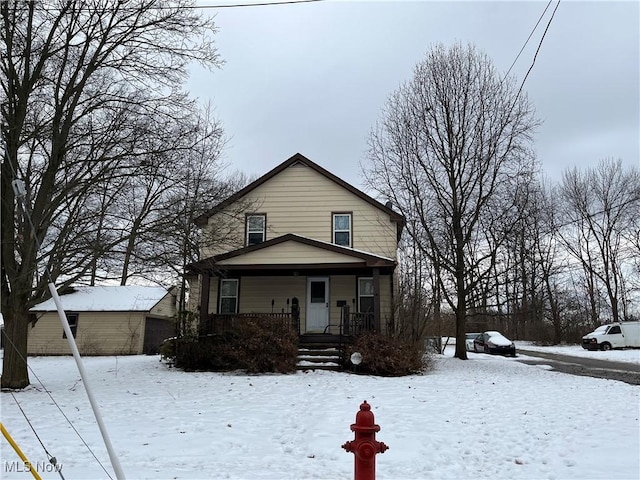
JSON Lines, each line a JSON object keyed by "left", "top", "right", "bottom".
{"left": 517, "top": 0, "right": 561, "bottom": 98}
{"left": 1, "top": 330, "right": 113, "bottom": 479}
{"left": 551, "top": 196, "right": 640, "bottom": 234}
{"left": 3, "top": 0, "right": 325, "bottom": 11}
{"left": 195, "top": 0, "right": 324, "bottom": 8}
{"left": 503, "top": 0, "right": 554, "bottom": 81}
{"left": 8, "top": 392, "right": 67, "bottom": 480}
{"left": 1, "top": 136, "right": 125, "bottom": 479}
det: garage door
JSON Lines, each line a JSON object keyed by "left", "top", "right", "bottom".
{"left": 143, "top": 317, "right": 174, "bottom": 354}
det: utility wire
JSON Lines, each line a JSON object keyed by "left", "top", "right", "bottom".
{"left": 5, "top": 0, "right": 325, "bottom": 11}
{"left": 517, "top": 0, "right": 561, "bottom": 98}
{"left": 0, "top": 137, "right": 115, "bottom": 479}
{"left": 503, "top": 0, "right": 554, "bottom": 81}
{"left": 194, "top": 0, "right": 324, "bottom": 8}
{"left": 9, "top": 392, "right": 67, "bottom": 480}
{"left": 1, "top": 327, "right": 114, "bottom": 479}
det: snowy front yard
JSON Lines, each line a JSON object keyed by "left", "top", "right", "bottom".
{"left": 1, "top": 349, "right": 639, "bottom": 480}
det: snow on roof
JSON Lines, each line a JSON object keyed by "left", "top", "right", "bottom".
{"left": 30, "top": 286, "right": 170, "bottom": 312}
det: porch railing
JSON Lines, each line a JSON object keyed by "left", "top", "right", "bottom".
{"left": 199, "top": 312, "right": 295, "bottom": 336}
{"left": 323, "top": 309, "right": 375, "bottom": 336}
{"left": 343, "top": 312, "right": 374, "bottom": 335}
{"left": 200, "top": 310, "right": 374, "bottom": 337}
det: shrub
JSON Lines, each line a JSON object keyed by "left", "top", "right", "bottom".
{"left": 175, "top": 334, "right": 239, "bottom": 371}
{"left": 344, "top": 332, "right": 428, "bottom": 376}
{"left": 173, "top": 316, "right": 298, "bottom": 374}
{"left": 159, "top": 337, "right": 176, "bottom": 361}
{"left": 234, "top": 317, "right": 298, "bottom": 373}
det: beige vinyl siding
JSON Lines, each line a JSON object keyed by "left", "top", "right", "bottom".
{"left": 28, "top": 312, "right": 146, "bottom": 355}
{"left": 202, "top": 163, "right": 398, "bottom": 259}
{"left": 217, "top": 241, "right": 368, "bottom": 266}
{"left": 238, "top": 276, "right": 306, "bottom": 317}
{"left": 149, "top": 292, "right": 177, "bottom": 318}
{"left": 204, "top": 276, "right": 306, "bottom": 328}
{"left": 187, "top": 275, "right": 219, "bottom": 316}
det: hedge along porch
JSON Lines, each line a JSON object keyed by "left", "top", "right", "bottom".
{"left": 187, "top": 234, "right": 396, "bottom": 336}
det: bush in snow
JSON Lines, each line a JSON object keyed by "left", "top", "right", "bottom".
{"left": 344, "top": 332, "right": 428, "bottom": 376}
{"left": 172, "top": 316, "right": 298, "bottom": 373}
{"left": 234, "top": 317, "right": 299, "bottom": 373}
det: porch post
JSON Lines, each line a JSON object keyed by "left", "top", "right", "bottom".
{"left": 373, "top": 268, "right": 381, "bottom": 332}
{"left": 200, "top": 272, "right": 211, "bottom": 325}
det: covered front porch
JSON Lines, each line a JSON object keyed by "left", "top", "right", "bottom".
{"left": 187, "top": 234, "right": 397, "bottom": 337}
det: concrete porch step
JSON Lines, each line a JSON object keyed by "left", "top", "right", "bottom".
{"left": 296, "top": 346, "right": 342, "bottom": 371}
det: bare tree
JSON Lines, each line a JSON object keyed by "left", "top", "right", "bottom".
{"left": 362, "top": 43, "right": 538, "bottom": 359}
{"left": 137, "top": 105, "right": 246, "bottom": 287}
{"left": 392, "top": 235, "right": 434, "bottom": 342}
{"left": 1, "top": 0, "right": 221, "bottom": 389}
{"left": 626, "top": 211, "right": 640, "bottom": 302}
{"left": 533, "top": 181, "right": 572, "bottom": 343}
{"left": 558, "top": 159, "right": 640, "bottom": 325}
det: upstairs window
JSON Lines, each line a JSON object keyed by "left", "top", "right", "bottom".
{"left": 219, "top": 279, "right": 239, "bottom": 314}
{"left": 62, "top": 313, "right": 79, "bottom": 339}
{"left": 333, "top": 213, "right": 352, "bottom": 247}
{"left": 246, "top": 214, "right": 266, "bottom": 246}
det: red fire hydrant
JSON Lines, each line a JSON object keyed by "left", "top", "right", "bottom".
{"left": 342, "top": 401, "right": 388, "bottom": 480}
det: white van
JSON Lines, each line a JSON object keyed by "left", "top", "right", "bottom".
{"left": 582, "top": 321, "right": 640, "bottom": 350}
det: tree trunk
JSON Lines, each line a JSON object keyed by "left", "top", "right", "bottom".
{"left": 1, "top": 306, "right": 30, "bottom": 389}
{"left": 455, "top": 307, "right": 468, "bottom": 359}
{"left": 454, "top": 234, "right": 468, "bottom": 360}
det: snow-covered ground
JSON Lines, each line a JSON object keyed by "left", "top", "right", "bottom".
{"left": 1, "top": 346, "right": 638, "bottom": 480}
{"left": 517, "top": 342, "right": 640, "bottom": 364}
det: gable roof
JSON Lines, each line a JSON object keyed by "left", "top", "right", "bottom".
{"left": 194, "top": 153, "right": 405, "bottom": 237}
{"left": 187, "top": 233, "right": 396, "bottom": 272}
{"left": 30, "top": 286, "right": 171, "bottom": 313}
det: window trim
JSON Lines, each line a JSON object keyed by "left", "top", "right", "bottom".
{"left": 62, "top": 312, "right": 79, "bottom": 339}
{"left": 332, "top": 212, "right": 352, "bottom": 247}
{"left": 357, "top": 277, "right": 374, "bottom": 313}
{"left": 219, "top": 278, "right": 239, "bottom": 314}
{"left": 245, "top": 213, "right": 267, "bottom": 246}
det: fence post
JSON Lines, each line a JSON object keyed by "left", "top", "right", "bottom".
{"left": 342, "top": 401, "right": 388, "bottom": 480}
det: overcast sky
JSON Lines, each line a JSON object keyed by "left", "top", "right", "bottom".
{"left": 187, "top": 0, "right": 639, "bottom": 189}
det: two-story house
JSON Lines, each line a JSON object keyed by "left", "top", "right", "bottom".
{"left": 186, "top": 153, "right": 404, "bottom": 338}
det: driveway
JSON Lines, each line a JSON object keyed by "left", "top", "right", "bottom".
{"left": 517, "top": 348, "right": 640, "bottom": 385}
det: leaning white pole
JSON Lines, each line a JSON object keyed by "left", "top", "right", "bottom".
{"left": 48, "top": 283, "right": 126, "bottom": 480}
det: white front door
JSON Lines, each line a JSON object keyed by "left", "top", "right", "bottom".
{"left": 306, "top": 277, "right": 329, "bottom": 332}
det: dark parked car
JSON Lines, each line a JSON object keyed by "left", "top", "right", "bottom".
{"left": 473, "top": 331, "right": 516, "bottom": 356}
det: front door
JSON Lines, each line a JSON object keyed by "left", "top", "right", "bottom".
{"left": 306, "top": 277, "right": 329, "bottom": 332}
